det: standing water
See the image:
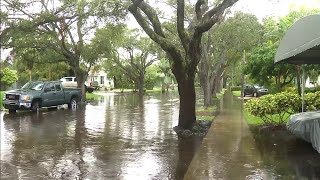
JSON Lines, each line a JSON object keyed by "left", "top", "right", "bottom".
{"left": 0, "top": 91, "right": 203, "bottom": 180}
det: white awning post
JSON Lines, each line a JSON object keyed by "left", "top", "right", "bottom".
{"left": 302, "top": 66, "right": 305, "bottom": 112}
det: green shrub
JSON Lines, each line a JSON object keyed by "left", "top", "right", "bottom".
{"left": 245, "top": 91, "right": 320, "bottom": 125}
{"left": 283, "top": 86, "right": 298, "bottom": 94}
{"left": 245, "top": 92, "right": 300, "bottom": 125}
{"left": 231, "top": 86, "right": 241, "bottom": 91}
{"left": 304, "top": 91, "right": 320, "bottom": 111}
{"left": 305, "top": 87, "right": 320, "bottom": 93}
{"left": 0, "top": 68, "right": 18, "bottom": 90}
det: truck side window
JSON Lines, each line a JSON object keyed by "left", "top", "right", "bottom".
{"left": 65, "top": 78, "right": 73, "bottom": 82}
{"left": 55, "top": 83, "right": 62, "bottom": 91}
{"left": 45, "top": 83, "right": 55, "bottom": 92}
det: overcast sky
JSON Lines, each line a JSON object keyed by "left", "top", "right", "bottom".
{"left": 126, "top": 0, "right": 320, "bottom": 28}
{"left": 233, "top": 0, "right": 320, "bottom": 20}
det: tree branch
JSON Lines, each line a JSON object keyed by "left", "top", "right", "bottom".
{"left": 196, "top": 0, "right": 238, "bottom": 34}
{"left": 195, "top": 0, "right": 205, "bottom": 20}
{"left": 177, "top": 0, "right": 190, "bottom": 52}
{"left": 130, "top": 0, "right": 165, "bottom": 38}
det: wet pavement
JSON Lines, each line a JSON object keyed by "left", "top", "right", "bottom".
{"left": 1, "top": 92, "right": 320, "bottom": 180}
{"left": 0, "top": 91, "right": 203, "bottom": 180}
{"left": 184, "top": 95, "right": 320, "bottom": 180}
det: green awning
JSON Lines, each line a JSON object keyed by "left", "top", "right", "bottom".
{"left": 275, "top": 14, "right": 320, "bottom": 64}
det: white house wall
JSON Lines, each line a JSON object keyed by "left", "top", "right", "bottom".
{"left": 87, "top": 70, "right": 114, "bottom": 89}
{"left": 305, "top": 76, "right": 320, "bottom": 88}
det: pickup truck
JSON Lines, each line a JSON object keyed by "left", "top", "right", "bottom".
{"left": 59, "top": 77, "right": 97, "bottom": 93}
{"left": 2, "top": 81, "right": 82, "bottom": 113}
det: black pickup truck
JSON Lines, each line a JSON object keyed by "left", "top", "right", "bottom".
{"left": 2, "top": 81, "right": 82, "bottom": 113}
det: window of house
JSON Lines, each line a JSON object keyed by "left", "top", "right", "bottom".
{"left": 100, "top": 76, "right": 105, "bottom": 85}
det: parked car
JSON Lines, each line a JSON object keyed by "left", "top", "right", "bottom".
{"left": 59, "top": 77, "right": 97, "bottom": 93}
{"left": 243, "top": 84, "right": 268, "bottom": 97}
{"left": 2, "top": 81, "right": 82, "bottom": 113}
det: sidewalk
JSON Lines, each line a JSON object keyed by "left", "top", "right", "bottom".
{"left": 184, "top": 96, "right": 266, "bottom": 180}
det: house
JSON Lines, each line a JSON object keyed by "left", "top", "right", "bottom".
{"left": 87, "top": 70, "right": 114, "bottom": 90}
{"left": 305, "top": 76, "right": 320, "bottom": 88}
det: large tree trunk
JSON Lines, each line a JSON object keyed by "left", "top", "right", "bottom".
{"left": 137, "top": 75, "right": 144, "bottom": 98}
{"left": 176, "top": 75, "right": 196, "bottom": 129}
{"left": 202, "top": 77, "right": 213, "bottom": 107}
{"left": 128, "top": 0, "right": 239, "bottom": 131}
{"left": 74, "top": 68, "right": 87, "bottom": 102}
{"left": 211, "top": 64, "right": 225, "bottom": 98}
{"left": 28, "top": 70, "right": 32, "bottom": 81}
{"left": 199, "top": 59, "right": 213, "bottom": 107}
{"left": 199, "top": 32, "right": 213, "bottom": 107}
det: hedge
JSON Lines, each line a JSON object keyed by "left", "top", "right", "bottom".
{"left": 245, "top": 91, "right": 320, "bottom": 125}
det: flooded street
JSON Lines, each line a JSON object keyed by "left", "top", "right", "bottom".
{"left": 185, "top": 95, "right": 320, "bottom": 180}
{"left": 1, "top": 92, "right": 320, "bottom": 179}
{"left": 1, "top": 92, "right": 202, "bottom": 180}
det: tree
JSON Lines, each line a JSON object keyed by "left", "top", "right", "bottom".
{"left": 1, "top": 0, "right": 126, "bottom": 99}
{"left": 245, "top": 8, "right": 320, "bottom": 93}
{"left": 128, "top": 0, "right": 239, "bottom": 129}
{"left": 97, "top": 28, "right": 159, "bottom": 97}
{"left": 157, "top": 58, "right": 175, "bottom": 92}
{"left": 199, "top": 12, "right": 262, "bottom": 106}
{"left": 0, "top": 67, "right": 18, "bottom": 90}
{"left": 245, "top": 41, "right": 296, "bottom": 91}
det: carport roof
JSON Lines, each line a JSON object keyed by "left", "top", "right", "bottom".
{"left": 274, "top": 14, "right": 320, "bottom": 64}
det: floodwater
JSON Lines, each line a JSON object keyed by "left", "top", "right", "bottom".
{"left": 1, "top": 92, "right": 320, "bottom": 180}
{"left": 185, "top": 94, "right": 320, "bottom": 180}
{"left": 0, "top": 91, "right": 204, "bottom": 180}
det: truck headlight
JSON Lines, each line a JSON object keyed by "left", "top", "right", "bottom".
{"left": 20, "top": 95, "right": 30, "bottom": 101}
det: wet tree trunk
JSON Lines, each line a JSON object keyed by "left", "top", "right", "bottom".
{"left": 128, "top": 0, "right": 239, "bottom": 130}
{"left": 137, "top": 74, "right": 145, "bottom": 98}
{"left": 199, "top": 31, "right": 213, "bottom": 107}
{"left": 177, "top": 75, "right": 196, "bottom": 129}
{"left": 211, "top": 74, "right": 221, "bottom": 98}
{"left": 74, "top": 67, "right": 88, "bottom": 102}
{"left": 202, "top": 77, "right": 213, "bottom": 107}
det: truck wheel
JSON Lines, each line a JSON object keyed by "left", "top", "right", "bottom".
{"left": 9, "top": 109, "right": 16, "bottom": 114}
{"left": 31, "top": 101, "right": 40, "bottom": 112}
{"left": 68, "top": 98, "right": 78, "bottom": 109}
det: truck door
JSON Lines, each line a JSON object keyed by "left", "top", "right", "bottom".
{"left": 54, "top": 83, "right": 65, "bottom": 105}
{"left": 42, "top": 83, "right": 56, "bottom": 107}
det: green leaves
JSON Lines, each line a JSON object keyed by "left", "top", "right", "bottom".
{"left": 0, "top": 68, "right": 18, "bottom": 89}
{"left": 245, "top": 91, "right": 320, "bottom": 125}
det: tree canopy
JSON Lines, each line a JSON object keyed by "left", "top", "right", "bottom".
{"left": 245, "top": 7, "right": 320, "bottom": 92}
{"left": 1, "top": 0, "right": 127, "bottom": 98}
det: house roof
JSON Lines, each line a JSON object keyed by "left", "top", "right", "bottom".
{"left": 274, "top": 14, "right": 320, "bottom": 64}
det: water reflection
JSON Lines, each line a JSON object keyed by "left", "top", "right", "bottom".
{"left": 0, "top": 91, "right": 201, "bottom": 179}
{"left": 251, "top": 127, "right": 320, "bottom": 179}
{"left": 185, "top": 94, "right": 320, "bottom": 180}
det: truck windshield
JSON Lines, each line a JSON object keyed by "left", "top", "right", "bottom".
{"left": 21, "top": 82, "right": 44, "bottom": 91}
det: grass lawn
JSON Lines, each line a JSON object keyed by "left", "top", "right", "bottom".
{"left": 86, "top": 93, "right": 102, "bottom": 100}
{"left": 196, "top": 106, "right": 216, "bottom": 121}
{"left": 232, "top": 91, "right": 241, "bottom": 97}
